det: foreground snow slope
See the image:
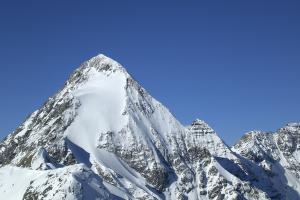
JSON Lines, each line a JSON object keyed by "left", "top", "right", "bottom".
{"left": 0, "top": 54, "right": 299, "bottom": 199}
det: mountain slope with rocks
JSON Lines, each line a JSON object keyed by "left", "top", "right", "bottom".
{"left": 0, "top": 54, "right": 299, "bottom": 200}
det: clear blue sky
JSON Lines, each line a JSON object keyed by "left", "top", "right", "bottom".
{"left": 0, "top": 1, "right": 299, "bottom": 145}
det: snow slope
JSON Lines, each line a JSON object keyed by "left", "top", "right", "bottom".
{"left": 0, "top": 164, "right": 113, "bottom": 200}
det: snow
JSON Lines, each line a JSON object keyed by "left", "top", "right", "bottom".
{"left": 31, "top": 147, "right": 56, "bottom": 170}
{"left": 213, "top": 159, "right": 239, "bottom": 185}
{"left": 0, "top": 165, "right": 112, "bottom": 200}
{"left": 0, "top": 166, "right": 43, "bottom": 200}
{"left": 102, "top": 182, "right": 131, "bottom": 199}
{"left": 63, "top": 57, "right": 165, "bottom": 198}
{"left": 187, "top": 119, "right": 236, "bottom": 159}
{"left": 14, "top": 110, "right": 38, "bottom": 139}
{"left": 92, "top": 150, "right": 161, "bottom": 199}
{"left": 63, "top": 60, "right": 181, "bottom": 198}
{"left": 65, "top": 67, "right": 128, "bottom": 151}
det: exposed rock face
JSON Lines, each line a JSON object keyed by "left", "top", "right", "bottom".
{"left": 0, "top": 54, "right": 299, "bottom": 199}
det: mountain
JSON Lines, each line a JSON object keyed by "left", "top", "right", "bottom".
{"left": 0, "top": 54, "right": 299, "bottom": 200}
{"left": 232, "top": 123, "right": 300, "bottom": 199}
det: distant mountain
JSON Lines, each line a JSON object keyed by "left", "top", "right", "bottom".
{"left": 0, "top": 54, "right": 299, "bottom": 200}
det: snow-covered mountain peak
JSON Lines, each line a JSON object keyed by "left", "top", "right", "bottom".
{"left": 189, "top": 119, "right": 214, "bottom": 134}
{"left": 232, "top": 124, "right": 300, "bottom": 199}
{"left": 83, "top": 53, "right": 126, "bottom": 73}
{"left": 186, "top": 119, "right": 234, "bottom": 159}
{"left": 279, "top": 122, "right": 300, "bottom": 134}
{"left": 191, "top": 118, "right": 205, "bottom": 125}
{"left": 64, "top": 54, "right": 130, "bottom": 89}
{"left": 286, "top": 122, "right": 300, "bottom": 127}
{"left": 0, "top": 54, "right": 299, "bottom": 200}
{"left": 235, "top": 130, "right": 265, "bottom": 143}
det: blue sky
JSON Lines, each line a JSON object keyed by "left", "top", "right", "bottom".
{"left": 0, "top": 1, "right": 299, "bottom": 145}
